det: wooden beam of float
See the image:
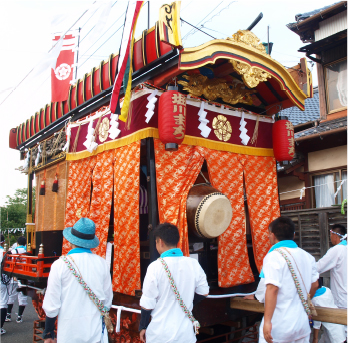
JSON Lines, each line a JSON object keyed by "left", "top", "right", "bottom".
{"left": 230, "top": 298, "right": 347, "bottom": 325}
{"left": 180, "top": 30, "right": 309, "bottom": 112}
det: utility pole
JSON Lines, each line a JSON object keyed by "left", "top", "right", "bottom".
{"left": 74, "top": 28, "right": 81, "bottom": 82}
{"left": 267, "top": 25, "right": 270, "bottom": 55}
{"left": 148, "top": 2, "right": 150, "bottom": 30}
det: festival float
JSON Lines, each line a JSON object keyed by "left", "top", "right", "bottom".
{"left": 4, "top": 2, "right": 312, "bottom": 341}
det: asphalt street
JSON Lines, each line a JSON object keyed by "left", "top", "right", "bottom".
{"left": 2, "top": 296, "right": 39, "bottom": 343}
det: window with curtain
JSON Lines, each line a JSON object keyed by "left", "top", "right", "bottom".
{"left": 325, "top": 59, "right": 347, "bottom": 113}
{"left": 313, "top": 169, "right": 347, "bottom": 208}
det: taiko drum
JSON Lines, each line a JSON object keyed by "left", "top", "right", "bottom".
{"left": 186, "top": 184, "right": 233, "bottom": 240}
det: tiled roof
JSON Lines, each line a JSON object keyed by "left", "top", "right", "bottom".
{"left": 280, "top": 88, "right": 320, "bottom": 126}
{"left": 294, "top": 2, "right": 340, "bottom": 22}
{"left": 295, "top": 116, "right": 347, "bottom": 138}
{"left": 287, "top": 2, "right": 341, "bottom": 29}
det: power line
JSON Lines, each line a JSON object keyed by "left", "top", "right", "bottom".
{"left": 183, "top": 1, "right": 236, "bottom": 42}
{"left": 0, "top": 2, "right": 97, "bottom": 108}
{"left": 78, "top": 23, "right": 124, "bottom": 69}
{"left": 79, "top": 0, "right": 119, "bottom": 45}
{"left": 199, "top": 26, "right": 229, "bottom": 37}
{"left": 181, "top": 18, "right": 216, "bottom": 39}
{"left": 79, "top": 10, "right": 126, "bottom": 60}
{"left": 182, "top": 2, "right": 223, "bottom": 41}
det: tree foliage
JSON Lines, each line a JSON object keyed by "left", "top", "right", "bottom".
{"left": 0, "top": 188, "right": 35, "bottom": 246}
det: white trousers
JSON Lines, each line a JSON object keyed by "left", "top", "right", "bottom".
{"left": 0, "top": 283, "right": 9, "bottom": 309}
{"left": 7, "top": 282, "right": 27, "bottom": 306}
{"left": 259, "top": 334, "right": 310, "bottom": 343}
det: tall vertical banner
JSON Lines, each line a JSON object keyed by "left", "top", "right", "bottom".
{"left": 109, "top": 1, "right": 144, "bottom": 117}
{"left": 51, "top": 32, "right": 78, "bottom": 103}
{"left": 158, "top": 1, "right": 182, "bottom": 48}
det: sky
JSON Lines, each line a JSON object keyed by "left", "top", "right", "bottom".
{"left": 0, "top": 0, "right": 336, "bottom": 205}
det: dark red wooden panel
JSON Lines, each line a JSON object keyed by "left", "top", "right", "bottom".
{"left": 159, "top": 36, "right": 173, "bottom": 56}
{"left": 133, "top": 39, "right": 144, "bottom": 71}
{"left": 111, "top": 55, "right": 118, "bottom": 81}
{"left": 63, "top": 101, "right": 69, "bottom": 115}
{"left": 145, "top": 29, "right": 158, "bottom": 65}
{"left": 85, "top": 74, "right": 92, "bottom": 101}
{"left": 40, "top": 109, "right": 45, "bottom": 130}
{"left": 70, "top": 85, "right": 77, "bottom": 110}
{"left": 77, "top": 80, "right": 84, "bottom": 105}
{"left": 26, "top": 119, "right": 30, "bottom": 140}
{"left": 30, "top": 116, "right": 35, "bottom": 136}
{"left": 93, "top": 67, "right": 101, "bottom": 95}
{"left": 35, "top": 112, "right": 40, "bottom": 133}
{"left": 45, "top": 105, "right": 51, "bottom": 126}
{"left": 9, "top": 128, "right": 17, "bottom": 149}
{"left": 102, "top": 61, "right": 110, "bottom": 90}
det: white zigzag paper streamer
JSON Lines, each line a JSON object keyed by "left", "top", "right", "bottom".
{"left": 108, "top": 113, "right": 121, "bottom": 139}
{"left": 198, "top": 102, "right": 211, "bottom": 138}
{"left": 145, "top": 89, "right": 158, "bottom": 124}
{"left": 239, "top": 112, "right": 250, "bottom": 146}
{"left": 83, "top": 120, "right": 98, "bottom": 153}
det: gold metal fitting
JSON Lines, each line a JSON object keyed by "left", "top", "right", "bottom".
{"left": 39, "top": 243, "right": 44, "bottom": 255}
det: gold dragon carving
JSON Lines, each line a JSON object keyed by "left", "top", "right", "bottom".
{"left": 226, "top": 30, "right": 272, "bottom": 88}
{"left": 227, "top": 30, "right": 267, "bottom": 54}
{"left": 177, "top": 74, "right": 256, "bottom": 105}
{"left": 231, "top": 60, "right": 272, "bottom": 88}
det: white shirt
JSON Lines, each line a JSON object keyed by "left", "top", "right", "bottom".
{"left": 140, "top": 256, "right": 209, "bottom": 343}
{"left": 311, "top": 287, "right": 346, "bottom": 343}
{"left": 11, "top": 246, "right": 26, "bottom": 254}
{"left": 316, "top": 244, "right": 347, "bottom": 309}
{"left": 255, "top": 278, "right": 265, "bottom": 302}
{"left": 259, "top": 247, "right": 319, "bottom": 343}
{"left": 43, "top": 252, "right": 113, "bottom": 343}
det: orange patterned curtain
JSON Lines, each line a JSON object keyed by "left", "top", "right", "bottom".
{"left": 113, "top": 141, "right": 141, "bottom": 295}
{"left": 154, "top": 142, "right": 280, "bottom": 288}
{"left": 204, "top": 151, "right": 255, "bottom": 287}
{"left": 62, "top": 156, "right": 97, "bottom": 254}
{"left": 89, "top": 150, "right": 115, "bottom": 258}
{"left": 244, "top": 155, "right": 280, "bottom": 272}
{"left": 154, "top": 139, "right": 204, "bottom": 256}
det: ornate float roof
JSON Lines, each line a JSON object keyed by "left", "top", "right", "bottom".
{"left": 9, "top": 28, "right": 311, "bottom": 151}
{"left": 179, "top": 30, "right": 310, "bottom": 113}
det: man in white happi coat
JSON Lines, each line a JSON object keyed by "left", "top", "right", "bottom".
{"left": 5, "top": 236, "right": 28, "bottom": 324}
{"left": 258, "top": 217, "right": 319, "bottom": 343}
{"left": 139, "top": 223, "right": 209, "bottom": 343}
{"left": 316, "top": 224, "right": 347, "bottom": 308}
{"left": 311, "top": 280, "right": 346, "bottom": 343}
{"left": 0, "top": 234, "right": 9, "bottom": 335}
{"left": 316, "top": 223, "right": 347, "bottom": 335}
{"left": 43, "top": 217, "right": 113, "bottom": 343}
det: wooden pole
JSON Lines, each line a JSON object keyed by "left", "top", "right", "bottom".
{"left": 147, "top": 1, "right": 150, "bottom": 30}
{"left": 267, "top": 26, "right": 270, "bottom": 55}
{"left": 146, "top": 138, "right": 160, "bottom": 262}
{"left": 230, "top": 298, "right": 347, "bottom": 325}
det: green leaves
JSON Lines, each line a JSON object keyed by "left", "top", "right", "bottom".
{"left": 0, "top": 187, "right": 35, "bottom": 246}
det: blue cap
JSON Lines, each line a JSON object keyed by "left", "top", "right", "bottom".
{"left": 63, "top": 218, "right": 99, "bottom": 249}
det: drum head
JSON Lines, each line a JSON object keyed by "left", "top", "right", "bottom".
{"left": 195, "top": 193, "right": 232, "bottom": 239}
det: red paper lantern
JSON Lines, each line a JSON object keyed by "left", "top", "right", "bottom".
{"left": 272, "top": 119, "right": 295, "bottom": 161}
{"left": 158, "top": 88, "right": 187, "bottom": 151}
